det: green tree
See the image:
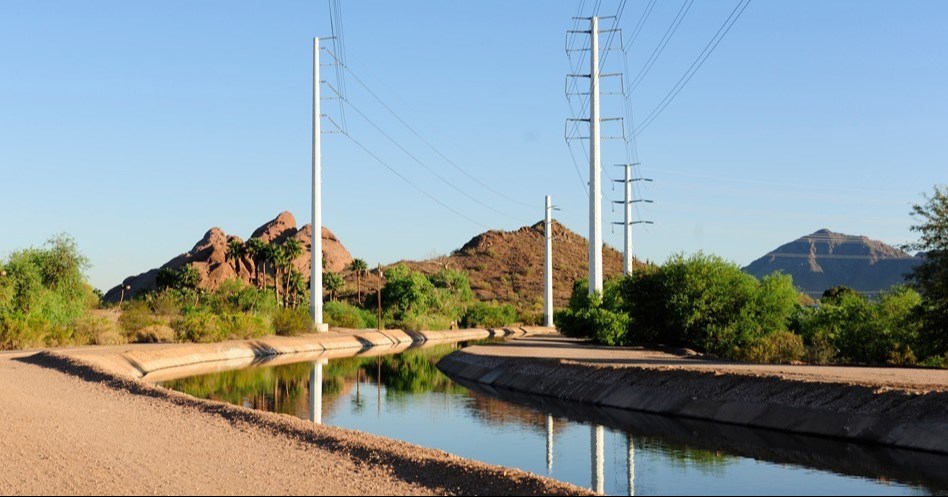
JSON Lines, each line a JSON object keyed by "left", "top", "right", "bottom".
{"left": 271, "top": 246, "right": 290, "bottom": 307}
{"left": 906, "top": 185, "right": 948, "bottom": 358}
{"left": 244, "top": 238, "right": 266, "bottom": 288}
{"left": 226, "top": 239, "right": 245, "bottom": 274}
{"left": 821, "top": 286, "right": 859, "bottom": 305}
{"left": 381, "top": 264, "right": 434, "bottom": 320}
{"left": 349, "top": 258, "right": 368, "bottom": 304}
{"left": 323, "top": 271, "right": 344, "bottom": 302}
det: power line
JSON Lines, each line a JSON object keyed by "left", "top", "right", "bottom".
{"left": 627, "top": 0, "right": 695, "bottom": 95}
{"left": 635, "top": 0, "right": 753, "bottom": 136}
{"left": 341, "top": 94, "right": 521, "bottom": 221}
{"left": 339, "top": 63, "right": 534, "bottom": 209}
{"left": 343, "top": 131, "right": 489, "bottom": 230}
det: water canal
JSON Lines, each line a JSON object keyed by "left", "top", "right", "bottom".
{"left": 159, "top": 341, "right": 948, "bottom": 496}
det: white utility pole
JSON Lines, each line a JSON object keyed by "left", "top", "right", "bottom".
{"left": 311, "top": 37, "right": 328, "bottom": 333}
{"left": 544, "top": 195, "right": 554, "bottom": 328}
{"left": 613, "top": 164, "right": 652, "bottom": 275}
{"left": 588, "top": 16, "right": 604, "bottom": 295}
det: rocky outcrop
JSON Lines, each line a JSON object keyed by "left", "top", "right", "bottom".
{"left": 744, "top": 229, "right": 923, "bottom": 297}
{"left": 398, "top": 220, "right": 630, "bottom": 309}
{"left": 103, "top": 212, "right": 353, "bottom": 303}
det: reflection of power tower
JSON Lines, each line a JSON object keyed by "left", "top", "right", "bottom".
{"left": 612, "top": 163, "right": 653, "bottom": 275}
{"left": 566, "top": 16, "right": 629, "bottom": 295}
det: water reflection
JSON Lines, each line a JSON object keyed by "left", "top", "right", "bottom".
{"left": 161, "top": 345, "right": 948, "bottom": 496}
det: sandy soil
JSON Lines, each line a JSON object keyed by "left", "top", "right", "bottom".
{"left": 0, "top": 353, "right": 590, "bottom": 496}
{"left": 463, "top": 336, "right": 948, "bottom": 393}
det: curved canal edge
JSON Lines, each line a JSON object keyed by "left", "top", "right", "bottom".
{"left": 46, "top": 326, "right": 552, "bottom": 381}
{"left": 10, "top": 351, "right": 594, "bottom": 496}
{"left": 437, "top": 338, "right": 948, "bottom": 455}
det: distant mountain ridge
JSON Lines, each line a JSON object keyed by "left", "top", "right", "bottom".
{"left": 744, "top": 229, "right": 923, "bottom": 297}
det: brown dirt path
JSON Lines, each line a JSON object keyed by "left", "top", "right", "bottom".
{"left": 463, "top": 336, "right": 948, "bottom": 393}
{"left": 0, "top": 354, "right": 589, "bottom": 496}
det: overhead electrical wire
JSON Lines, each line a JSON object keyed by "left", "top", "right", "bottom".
{"left": 627, "top": 0, "right": 695, "bottom": 95}
{"left": 338, "top": 63, "right": 534, "bottom": 209}
{"left": 343, "top": 131, "right": 489, "bottom": 230}
{"left": 634, "top": 0, "right": 753, "bottom": 136}
{"left": 341, "top": 94, "right": 521, "bottom": 221}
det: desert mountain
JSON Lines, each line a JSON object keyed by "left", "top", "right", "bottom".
{"left": 744, "top": 229, "right": 923, "bottom": 297}
{"left": 397, "top": 220, "right": 631, "bottom": 311}
{"left": 103, "top": 212, "right": 353, "bottom": 303}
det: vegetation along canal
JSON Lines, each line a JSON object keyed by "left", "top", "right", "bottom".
{"left": 160, "top": 341, "right": 948, "bottom": 496}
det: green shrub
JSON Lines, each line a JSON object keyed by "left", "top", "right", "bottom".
{"left": 460, "top": 301, "right": 518, "bottom": 328}
{"left": 554, "top": 291, "right": 629, "bottom": 345}
{"left": 74, "top": 314, "right": 124, "bottom": 346}
{"left": 397, "top": 314, "right": 455, "bottom": 332}
{"left": 173, "top": 312, "right": 224, "bottom": 343}
{"left": 271, "top": 307, "right": 313, "bottom": 336}
{"left": 325, "top": 301, "right": 377, "bottom": 329}
{"left": 119, "top": 300, "right": 162, "bottom": 333}
{"left": 218, "top": 313, "right": 271, "bottom": 340}
{"left": 739, "top": 331, "right": 805, "bottom": 364}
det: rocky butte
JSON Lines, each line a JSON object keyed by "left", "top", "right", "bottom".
{"left": 103, "top": 212, "right": 352, "bottom": 303}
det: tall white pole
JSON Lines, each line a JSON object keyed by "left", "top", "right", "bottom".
{"left": 589, "top": 16, "right": 603, "bottom": 295}
{"left": 624, "top": 164, "right": 633, "bottom": 275}
{"left": 591, "top": 425, "right": 604, "bottom": 495}
{"left": 311, "top": 37, "right": 328, "bottom": 333}
{"left": 544, "top": 195, "right": 554, "bottom": 328}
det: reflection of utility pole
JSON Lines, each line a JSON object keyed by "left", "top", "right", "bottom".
{"left": 591, "top": 425, "right": 604, "bottom": 495}
{"left": 377, "top": 263, "right": 383, "bottom": 331}
{"left": 376, "top": 356, "right": 382, "bottom": 417}
{"left": 309, "top": 358, "right": 327, "bottom": 424}
{"left": 627, "top": 434, "right": 635, "bottom": 497}
{"left": 546, "top": 414, "right": 554, "bottom": 474}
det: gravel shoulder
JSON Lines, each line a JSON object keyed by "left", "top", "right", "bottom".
{"left": 0, "top": 352, "right": 590, "bottom": 496}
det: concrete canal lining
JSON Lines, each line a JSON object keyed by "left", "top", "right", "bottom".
{"left": 50, "top": 326, "right": 549, "bottom": 382}
{"left": 438, "top": 337, "right": 948, "bottom": 455}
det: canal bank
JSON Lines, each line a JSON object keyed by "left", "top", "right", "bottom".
{"left": 437, "top": 336, "right": 948, "bottom": 455}
{"left": 0, "top": 350, "right": 590, "bottom": 496}
{"left": 44, "top": 326, "right": 548, "bottom": 381}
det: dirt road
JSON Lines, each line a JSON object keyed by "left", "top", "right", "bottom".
{"left": 0, "top": 353, "right": 588, "bottom": 496}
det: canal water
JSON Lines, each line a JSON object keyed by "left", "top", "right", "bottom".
{"left": 160, "top": 342, "right": 948, "bottom": 496}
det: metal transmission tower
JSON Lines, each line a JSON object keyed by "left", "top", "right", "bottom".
{"left": 612, "top": 163, "right": 653, "bottom": 275}
{"left": 566, "top": 16, "right": 614, "bottom": 295}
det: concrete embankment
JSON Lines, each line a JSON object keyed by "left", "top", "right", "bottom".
{"left": 438, "top": 336, "right": 948, "bottom": 455}
{"left": 48, "top": 326, "right": 550, "bottom": 382}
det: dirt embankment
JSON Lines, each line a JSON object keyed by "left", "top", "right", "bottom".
{"left": 438, "top": 337, "right": 948, "bottom": 454}
{"left": 0, "top": 351, "right": 590, "bottom": 496}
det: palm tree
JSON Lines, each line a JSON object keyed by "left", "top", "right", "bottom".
{"left": 349, "top": 258, "right": 368, "bottom": 304}
{"left": 260, "top": 243, "right": 278, "bottom": 295}
{"left": 226, "top": 239, "right": 245, "bottom": 274}
{"left": 287, "top": 269, "right": 306, "bottom": 308}
{"left": 282, "top": 238, "right": 304, "bottom": 304}
{"left": 271, "top": 245, "right": 290, "bottom": 307}
{"left": 245, "top": 238, "right": 265, "bottom": 288}
{"left": 323, "top": 271, "right": 344, "bottom": 302}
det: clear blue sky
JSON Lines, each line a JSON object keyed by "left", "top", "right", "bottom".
{"left": 1, "top": 1, "right": 946, "bottom": 291}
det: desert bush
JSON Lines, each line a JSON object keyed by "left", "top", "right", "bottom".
{"left": 272, "top": 307, "right": 313, "bottom": 336}
{"left": 460, "top": 301, "right": 518, "bottom": 328}
{"left": 218, "top": 314, "right": 270, "bottom": 340}
{"left": 133, "top": 325, "right": 176, "bottom": 344}
{"left": 119, "top": 300, "right": 162, "bottom": 333}
{"left": 325, "top": 301, "right": 377, "bottom": 329}
{"left": 74, "top": 314, "right": 125, "bottom": 346}
{"left": 173, "top": 312, "right": 224, "bottom": 343}
{"left": 740, "top": 331, "right": 805, "bottom": 364}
